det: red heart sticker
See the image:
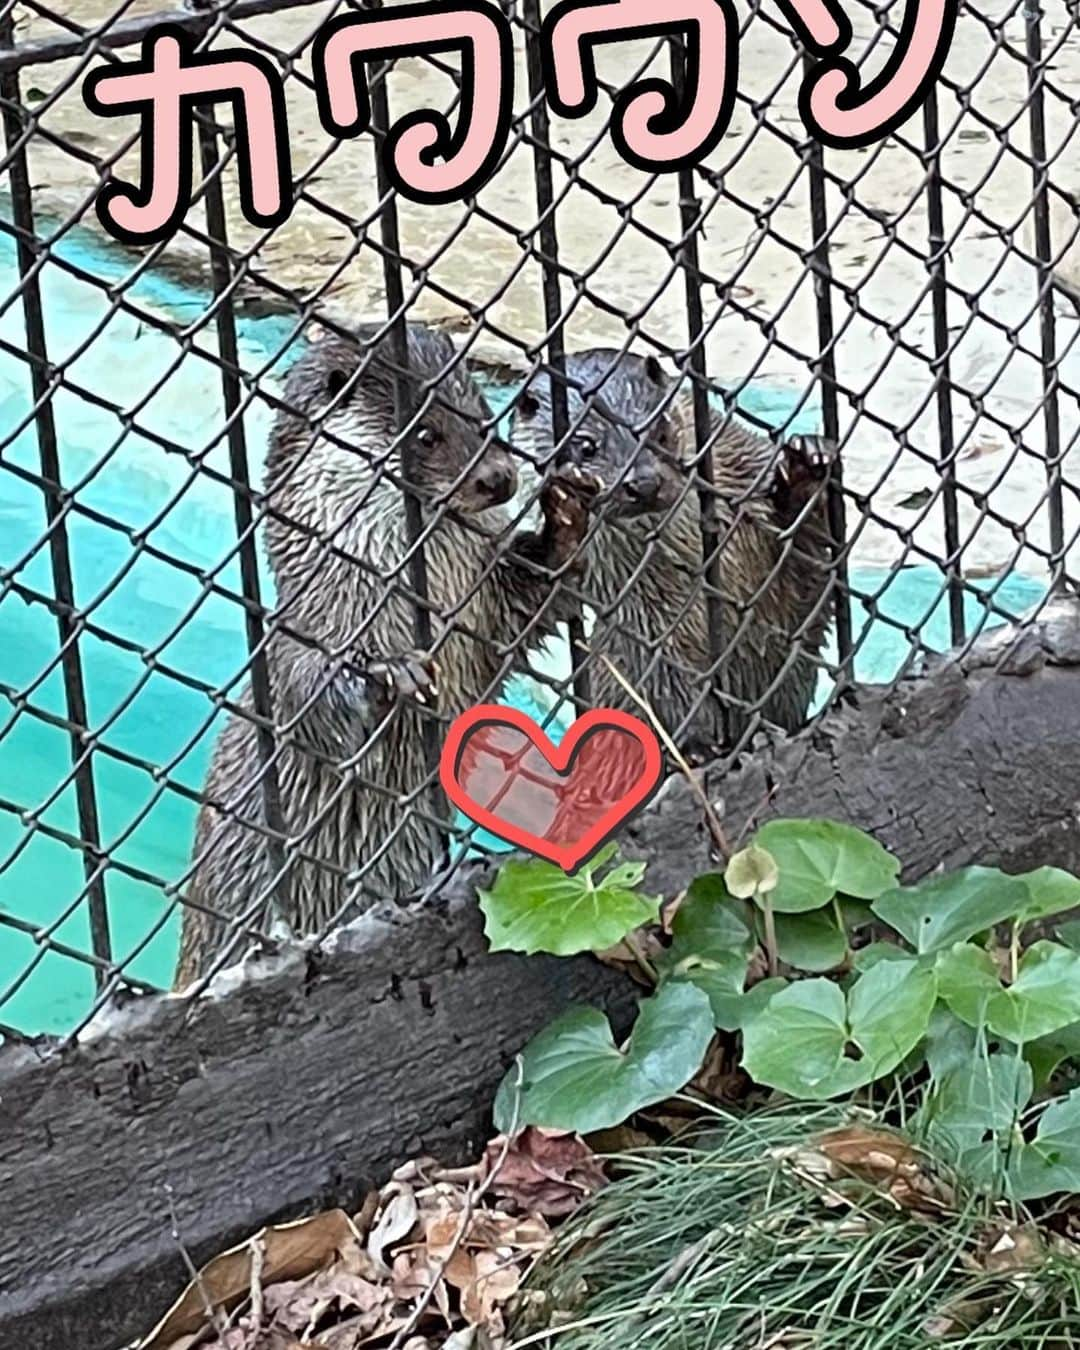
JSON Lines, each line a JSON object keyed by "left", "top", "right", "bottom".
{"left": 440, "top": 705, "right": 664, "bottom": 874}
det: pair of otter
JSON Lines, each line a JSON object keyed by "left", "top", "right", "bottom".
{"left": 176, "top": 326, "right": 834, "bottom": 986}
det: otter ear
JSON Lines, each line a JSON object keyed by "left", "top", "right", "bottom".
{"left": 327, "top": 366, "right": 351, "bottom": 401}
{"left": 517, "top": 390, "right": 541, "bottom": 419}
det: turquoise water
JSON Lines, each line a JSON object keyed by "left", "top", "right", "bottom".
{"left": 0, "top": 227, "right": 1046, "bottom": 1036}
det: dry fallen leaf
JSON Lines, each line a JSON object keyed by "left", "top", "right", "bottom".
{"left": 368, "top": 1182, "right": 421, "bottom": 1272}
{"left": 482, "top": 1128, "right": 607, "bottom": 1217}
{"left": 594, "top": 929, "right": 666, "bottom": 985}
{"left": 139, "top": 1211, "right": 359, "bottom": 1350}
{"left": 687, "top": 1035, "right": 753, "bottom": 1106}
{"left": 978, "top": 1223, "right": 1045, "bottom": 1275}
{"left": 583, "top": 1125, "right": 653, "bottom": 1155}
{"left": 264, "top": 1268, "right": 390, "bottom": 1336}
{"left": 781, "top": 1126, "right": 955, "bottom": 1216}
{"left": 460, "top": 1250, "right": 520, "bottom": 1329}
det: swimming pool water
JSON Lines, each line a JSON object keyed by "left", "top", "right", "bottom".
{"left": 0, "top": 226, "right": 1047, "bottom": 1035}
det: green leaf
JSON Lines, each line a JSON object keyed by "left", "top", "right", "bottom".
{"left": 493, "top": 982, "right": 715, "bottom": 1134}
{"left": 873, "top": 868, "right": 1029, "bottom": 955}
{"left": 1014, "top": 867, "right": 1080, "bottom": 924}
{"left": 937, "top": 941, "right": 1080, "bottom": 1045}
{"left": 853, "top": 942, "right": 913, "bottom": 973}
{"left": 478, "top": 850, "right": 659, "bottom": 957}
{"left": 769, "top": 908, "right": 848, "bottom": 973}
{"left": 664, "top": 955, "right": 749, "bottom": 1032}
{"left": 922, "top": 1053, "right": 1032, "bottom": 1187}
{"left": 924, "top": 1007, "right": 978, "bottom": 1083}
{"left": 740, "top": 957, "right": 936, "bottom": 1100}
{"left": 1010, "top": 1090, "right": 1080, "bottom": 1201}
{"left": 751, "top": 820, "right": 899, "bottom": 914}
{"left": 1056, "top": 919, "right": 1080, "bottom": 952}
{"left": 660, "top": 882, "right": 759, "bottom": 1031}
{"left": 670, "top": 878, "right": 755, "bottom": 958}
{"left": 1025, "top": 1022, "right": 1080, "bottom": 1092}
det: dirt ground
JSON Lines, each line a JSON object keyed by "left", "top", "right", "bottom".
{"left": 9, "top": 0, "right": 1080, "bottom": 575}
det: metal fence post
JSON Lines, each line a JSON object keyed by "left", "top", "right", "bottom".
{"left": 192, "top": 81, "right": 290, "bottom": 922}
{"left": 523, "top": 0, "right": 592, "bottom": 712}
{"left": 670, "top": 36, "right": 727, "bottom": 742}
{"left": 1024, "top": 0, "right": 1067, "bottom": 591}
{"left": 0, "top": 10, "right": 112, "bottom": 986}
{"left": 802, "top": 53, "right": 852, "bottom": 684}
{"left": 923, "top": 84, "right": 966, "bottom": 646}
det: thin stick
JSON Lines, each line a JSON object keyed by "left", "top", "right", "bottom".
{"left": 599, "top": 654, "right": 731, "bottom": 860}
{"left": 163, "top": 1183, "right": 231, "bottom": 1339}
{"left": 385, "top": 1060, "right": 525, "bottom": 1350}
{"left": 624, "top": 1234, "right": 713, "bottom": 1330}
{"left": 622, "top": 930, "right": 660, "bottom": 985}
{"left": 249, "top": 1234, "right": 265, "bottom": 1332}
{"left": 762, "top": 894, "right": 779, "bottom": 978}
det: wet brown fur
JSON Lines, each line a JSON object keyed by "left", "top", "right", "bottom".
{"left": 512, "top": 349, "right": 835, "bottom": 752}
{"left": 176, "top": 325, "right": 585, "bottom": 986}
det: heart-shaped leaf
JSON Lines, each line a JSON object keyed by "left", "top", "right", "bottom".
{"left": 751, "top": 820, "right": 899, "bottom": 914}
{"left": 660, "top": 880, "right": 764, "bottom": 1029}
{"left": 1014, "top": 867, "right": 1080, "bottom": 924}
{"left": 1010, "top": 1090, "right": 1080, "bottom": 1200}
{"left": 923, "top": 1007, "right": 978, "bottom": 1083}
{"left": 493, "top": 982, "right": 715, "bottom": 1134}
{"left": 664, "top": 952, "right": 753, "bottom": 1031}
{"left": 670, "top": 877, "right": 755, "bottom": 957}
{"left": 1025, "top": 1022, "right": 1080, "bottom": 1092}
{"left": 740, "top": 957, "right": 936, "bottom": 1100}
{"left": 478, "top": 846, "right": 659, "bottom": 957}
{"left": 768, "top": 909, "right": 849, "bottom": 973}
{"left": 1056, "top": 919, "right": 1080, "bottom": 952}
{"left": 922, "top": 1053, "right": 1033, "bottom": 1186}
{"left": 936, "top": 941, "right": 1080, "bottom": 1044}
{"left": 873, "top": 868, "right": 1029, "bottom": 955}
{"left": 853, "top": 942, "right": 915, "bottom": 973}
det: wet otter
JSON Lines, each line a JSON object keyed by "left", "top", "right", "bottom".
{"left": 176, "top": 324, "right": 592, "bottom": 986}
{"left": 511, "top": 349, "right": 835, "bottom": 751}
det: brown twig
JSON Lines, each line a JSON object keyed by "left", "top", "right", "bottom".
{"left": 599, "top": 654, "right": 731, "bottom": 860}
{"left": 384, "top": 1059, "right": 525, "bottom": 1350}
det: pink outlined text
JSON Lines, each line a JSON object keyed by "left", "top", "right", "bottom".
{"left": 82, "top": 0, "right": 958, "bottom": 246}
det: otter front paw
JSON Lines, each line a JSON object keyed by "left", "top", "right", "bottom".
{"left": 367, "top": 653, "right": 439, "bottom": 720}
{"left": 541, "top": 466, "right": 602, "bottom": 570}
{"left": 773, "top": 435, "right": 834, "bottom": 527}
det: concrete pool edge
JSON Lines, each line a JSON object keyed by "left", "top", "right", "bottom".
{"left": 4, "top": 604, "right": 1080, "bottom": 1350}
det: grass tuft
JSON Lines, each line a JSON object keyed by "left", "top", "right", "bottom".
{"left": 508, "top": 1104, "right": 1080, "bottom": 1349}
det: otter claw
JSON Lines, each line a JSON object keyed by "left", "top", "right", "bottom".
{"left": 368, "top": 654, "right": 438, "bottom": 714}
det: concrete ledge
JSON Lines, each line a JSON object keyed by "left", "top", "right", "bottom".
{"left": 0, "top": 900, "right": 635, "bottom": 1350}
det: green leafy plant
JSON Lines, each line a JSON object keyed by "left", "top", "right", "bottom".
{"left": 482, "top": 817, "right": 1080, "bottom": 1202}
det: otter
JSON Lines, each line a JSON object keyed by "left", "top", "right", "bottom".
{"left": 176, "top": 323, "right": 592, "bottom": 986}
{"left": 510, "top": 349, "right": 835, "bottom": 752}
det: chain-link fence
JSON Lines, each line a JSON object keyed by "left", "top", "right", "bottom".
{"left": 1, "top": 0, "right": 1077, "bottom": 1041}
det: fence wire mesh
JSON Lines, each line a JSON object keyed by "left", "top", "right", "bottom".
{"left": 0, "top": 0, "right": 1078, "bottom": 1041}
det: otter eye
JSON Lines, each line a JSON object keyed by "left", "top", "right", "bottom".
{"left": 417, "top": 426, "right": 441, "bottom": 449}
{"left": 578, "top": 436, "right": 600, "bottom": 460}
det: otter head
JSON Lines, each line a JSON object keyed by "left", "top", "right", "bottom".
{"left": 280, "top": 323, "right": 518, "bottom": 518}
{"left": 514, "top": 350, "right": 682, "bottom": 521}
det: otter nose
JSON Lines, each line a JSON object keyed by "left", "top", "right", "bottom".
{"left": 625, "top": 462, "right": 661, "bottom": 507}
{"left": 473, "top": 458, "right": 517, "bottom": 504}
